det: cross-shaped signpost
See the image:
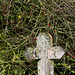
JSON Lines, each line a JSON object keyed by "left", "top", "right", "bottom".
{"left": 23, "top": 33, "right": 65, "bottom": 75}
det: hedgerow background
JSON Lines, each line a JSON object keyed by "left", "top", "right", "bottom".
{"left": 0, "top": 0, "right": 75, "bottom": 75}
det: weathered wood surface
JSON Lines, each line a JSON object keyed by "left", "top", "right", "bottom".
{"left": 38, "top": 60, "right": 54, "bottom": 75}
{"left": 23, "top": 33, "right": 65, "bottom": 75}
{"left": 36, "top": 33, "right": 54, "bottom": 75}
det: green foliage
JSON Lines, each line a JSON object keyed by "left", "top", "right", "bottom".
{"left": 0, "top": 0, "right": 75, "bottom": 75}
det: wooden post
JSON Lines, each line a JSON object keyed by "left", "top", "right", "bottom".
{"left": 23, "top": 33, "right": 65, "bottom": 75}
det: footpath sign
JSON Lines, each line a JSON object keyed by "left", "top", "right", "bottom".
{"left": 23, "top": 33, "right": 65, "bottom": 75}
